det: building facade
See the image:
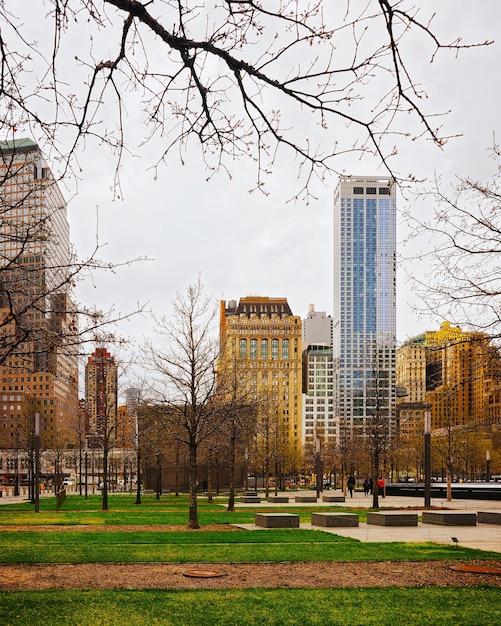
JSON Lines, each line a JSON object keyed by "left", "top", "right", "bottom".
{"left": 219, "top": 296, "right": 303, "bottom": 453}
{"left": 397, "top": 321, "right": 501, "bottom": 436}
{"left": 0, "top": 139, "right": 78, "bottom": 483}
{"left": 303, "top": 305, "right": 333, "bottom": 347}
{"left": 332, "top": 176, "right": 397, "bottom": 440}
{"left": 85, "top": 348, "right": 118, "bottom": 441}
{"left": 302, "top": 345, "right": 334, "bottom": 446}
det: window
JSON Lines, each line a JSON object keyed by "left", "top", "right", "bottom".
{"left": 353, "top": 187, "right": 364, "bottom": 194}
{"left": 239, "top": 339, "right": 247, "bottom": 359}
{"left": 272, "top": 339, "right": 279, "bottom": 360}
{"left": 282, "top": 339, "right": 289, "bottom": 360}
{"left": 261, "top": 339, "right": 268, "bottom": 359}
{"left": 366, "top": 187, "right": 377, "bottom": 194}
{"left": 250, "top": 339, "right": 257, "bottom": 360}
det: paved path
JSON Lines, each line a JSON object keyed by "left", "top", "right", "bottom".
{"left": 235, "top": 491, "right": 501, "bottom": 553}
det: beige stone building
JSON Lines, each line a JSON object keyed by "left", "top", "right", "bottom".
{"left": 219, "top": 296, "right": 303, "bottom": 453}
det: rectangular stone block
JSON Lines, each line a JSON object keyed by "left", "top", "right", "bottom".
{"left": 322, "top": 495, "right": 346, "bottom": 503}
{"left": 422, "top": 511, "right": 477, "bottom": 526}
{"left": 267, "top": 496, "right": 289, "bottom": 503}
{"left": 367, "top": 512, "right": 418, "bottom": 527}
{"left": 295, "top": 495, "right": 318, "bottom": 503}
{"left": 239, "top": 496, "right": 261, "bottom": 503}
{"left": 478, "top": 511, "right": 501, "bottom": 525}
{"left": 311, "top": 512, "right": 359, "bottom": 528}
{"left": 255, "top": 513, "right": 300, "bottom": 528}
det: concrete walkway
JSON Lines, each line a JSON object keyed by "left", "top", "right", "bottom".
{"left": 234, "top": 490, "right": 501, "bottom": 554}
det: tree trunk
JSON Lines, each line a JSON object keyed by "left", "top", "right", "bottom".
{"left": 207, "top": 456, "right": 213, "bottom": 504}
{"left": 135, "top": 447, "right": 142, "bottom": 505}
{"left": 447, "top": 471, "right": 452, "bottom": 502}
{"left": 227, "top": 430, "right": 236, "bottom": 512}
{"left": 102, "top": 443, "right": 109, "bottom": 511}
{"left": 372, "top": 452, "right": 380, "bottom": 509}
{"left": 188, "top": 440, "right": 199, "bottom": 529}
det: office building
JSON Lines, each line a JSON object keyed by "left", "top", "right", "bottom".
{"left": 85, "top": 347, "right": 118, "bottom": 440}
{"left": 397, "top": 321, "right": 501, "bottom": 436}
{"left": 0, "top": 139, "right": 78, "bottom": 478}
{"left": 303, "top": 305, "right": 333, "bottom": 347}
{"left": 219, "top": 296, "right": 303, "bottom": 452}
{"left": 332, "top": 176, "right": 397, "bottom": 439}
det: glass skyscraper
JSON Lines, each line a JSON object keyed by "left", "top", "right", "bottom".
{"left": 333, "top": 176, "right": 397, "bottom": 438}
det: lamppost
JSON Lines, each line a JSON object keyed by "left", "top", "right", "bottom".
{"left": 486, "top": 450, "right": 491, "bottom": 482}
{"left": 84, "top": 437, "right": 88, "bottom": 499}
{"left": 34, "top": 412, "right": 40, "bottom": 513}
{"left": 424, "top": 409, "right": 431, "bottom": 508}
{"left": 315, "top": 437, "right": 323, "bottom": 499}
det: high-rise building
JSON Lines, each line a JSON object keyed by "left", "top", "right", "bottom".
{"left": 302, "top": 344, "right": 334, "bottom": 446}
{"left": 219, "top": 296, "right": 303, "bottom": 452}
{"left": 303, "top": 304, "right": 333, "bottom": 347}
{"left": 0, "top": 139, "right": 78, "bottom": 469}
{"left": 397, "top": 322, "right": 501, "bottom": 436}
{"left": 332, "top": 176, "right": 397, "bottom": 439}
{"left": 302, "top": 305, "right": 334, "bottom": 447}
{"left": 85, "top": 348, "right": 118, "bottom": 440}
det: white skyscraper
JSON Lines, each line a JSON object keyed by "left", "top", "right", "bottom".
{"left": 332, "top": 176, "right": 397, "bottom": 438}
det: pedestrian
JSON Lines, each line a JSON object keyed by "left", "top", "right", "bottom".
{"left": 368, "top": 477, "right": 373, "bottom": 494}
{"left": 378, "top": 476, "right": 385, "bottom": 498}
{"left": 363, "top": 478, "right": 370, "bottom": 497}
{"left": 347, "top": 475, "right": 355, "bottom": 498}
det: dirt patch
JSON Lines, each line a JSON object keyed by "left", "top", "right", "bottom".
{"left": 1, "top": 524, "right": 500, "bottom": 590}
{"left": 1, "top": 560, "right": 501, "bottom": 590}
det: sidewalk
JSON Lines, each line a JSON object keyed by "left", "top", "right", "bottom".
{"left": 235, "top": 490, "right": 501, "bottom": 553}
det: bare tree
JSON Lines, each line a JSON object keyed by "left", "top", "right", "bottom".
{"left": 0, "top": 2, "right": 490, "bottom": 197}
{"left": 143, "top": 278, "right": 220, "bottom": 529}
{"left": 215, "top": 352, "right": 258, "bottom": 511}
{"left": 364, "top": 344, "right": 396, "bottom": 508}
{"left": 404, "top": 144, "right": 501, "bottom": 336}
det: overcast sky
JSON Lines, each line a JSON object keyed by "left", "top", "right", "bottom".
{"left": 9, "top": 1, "right": 501, "bottom": 373}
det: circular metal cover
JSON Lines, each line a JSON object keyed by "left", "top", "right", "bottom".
{"left": 182, "top": 568, "right": 225, "bottom": 578}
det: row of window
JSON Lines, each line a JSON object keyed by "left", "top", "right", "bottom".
{"left": 239, "top": 338, "right": 293, "bottom": 360}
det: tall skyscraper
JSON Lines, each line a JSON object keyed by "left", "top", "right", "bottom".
{"left": 332, "top": 176, "right": 397, "bottom": 439}
{"left": 85, "top": 348, "right": 118, "bottom": 439}
{"left": 0, "top": 138, "right": 78, "bottom": 466}
{"left": 219, "top": 296, "right": 303, "bottom": 452}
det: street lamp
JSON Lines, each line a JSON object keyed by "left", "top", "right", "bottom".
{"left": 424, "top": 410, "right": 431, "bottom": 508}
{"left": 34, "top": 412, "right": 40, "bottom": 513}
{"left": 315, "top": 437, "right": 323, "bottom": 499}
{"left": 486, "top": 450, "right": 491, "bottom": 482}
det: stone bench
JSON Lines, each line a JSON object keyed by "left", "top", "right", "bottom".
{"left": 477, "top": 511, "right": 501, "bottom": 525}
{"left": 295, "top": 495, "right": 318, "bottom": 503}
{"left": 255, "top": 513, "right": 300, "bottom": 528}
{"left": 267, "top": 496, "right": 289, "bottom": 503}
{"left": 322, "top": 495, "right": 346, "bottom": 503}
{"left": 422, "top": 511, "right": 477, "bottom": 526}
{"left": 311, "top": 512, "right": 359, "bottom": 528}
{"left": 367, "top": 512, "right": 418, "bottom": 527}
{"left": 240, "top": 496, "right": 261, "bottom": 503}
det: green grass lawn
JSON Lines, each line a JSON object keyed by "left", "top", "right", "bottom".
{"left": 1, "top": 588, "right": 500, "bottom": 626}
{"left": 0, "top": 493, "right": 500, "bottom": 625}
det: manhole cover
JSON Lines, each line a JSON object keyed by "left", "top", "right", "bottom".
{"left": 451, "top": 565, "right": 501, "bottom": 575}
{"left": 182, "top": 569, "right": 224, "bottom": 578}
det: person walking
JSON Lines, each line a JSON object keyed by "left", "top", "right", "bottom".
{"left": 363, "top": 478, "right": 370, "bottom": 497}
{"left": 347, "top": 475, "right": 356, "bottom": 498}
